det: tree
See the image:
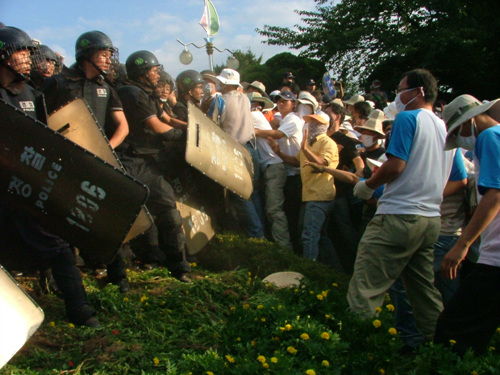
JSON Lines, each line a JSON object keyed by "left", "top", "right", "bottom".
{"left": 257, "top": 0, "right": 500, "bottom": 100}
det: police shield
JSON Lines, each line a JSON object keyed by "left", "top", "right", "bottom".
{"left": 0, "top": 264, "right": 44, "bottom": 369}
{"left": 186, "top": 102, "right": 254, "bottom": 200}
{"left": 46, "top": 98, "right": 153, "bottom": 242}
{"left": 0, "top": 99, "right": 149, "bottom": 263}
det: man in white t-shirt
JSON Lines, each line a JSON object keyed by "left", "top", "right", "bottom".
{"left": 257, "top": 91, "right": 304, "bottom": 253}
{"left": 347, "top": 69, "right": 453, "bottom": 342}
{"left": 435, "top": 95, "right": 500, "bottom": 356}
{"left": 250, "top": 93, "right": 292, "bottom": 250}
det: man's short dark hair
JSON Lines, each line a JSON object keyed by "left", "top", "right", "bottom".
{"left": 402, "top": 69, "right": 438, "bottom": 105}
{"left": 325, "top": 102, "right": 346, "bottom": 123}
{"left": 353, "top": 101, "right": 371, "bottom": 119}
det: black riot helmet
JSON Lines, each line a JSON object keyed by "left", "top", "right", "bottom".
{"left": 40, "top": 45, "right": 57, "bottom": 62}
{"left": 0, "top": 26, "right": 38, "bottom": 61}
{"left": 0, "top": 26, "right": 41, "bottom": 80}
{"left": 75, "top": 31, "right": 117, "bottom": 61}
{"left": 125, "top": 50, "right": 161, "bottom": 81}
{"left": 176, "top": 70, "right": 204, "bottom": 96}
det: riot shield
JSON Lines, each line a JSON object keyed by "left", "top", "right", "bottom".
{"left": 0, "top": 99, "right": 149, "bottom": 263}
{"left": 0, "top": 264, "right": 44, "bottom": 369}
{"left": 46, "top": 98, "right": 153, "bottom": 242}
{"left": 186, "top": 102, "right": 254, "bottom": 200}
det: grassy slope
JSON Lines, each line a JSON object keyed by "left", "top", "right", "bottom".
{"left": 1, "top": 234, "right": 499, "bottom": 374}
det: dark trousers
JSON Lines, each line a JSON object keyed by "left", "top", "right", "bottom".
{"left": 119, "top": 154, "right": 190, "bottom": 276}
{"left": 434, "top": 263, "right": 500, "bottom": 356}
{"left": 0, "top": 204, "right": 95, "bottom": 324}
{"left": 284, "top": 174, "right": 302, "bottom": 255}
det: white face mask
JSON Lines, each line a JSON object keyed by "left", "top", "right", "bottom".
{"left": 360, "top": 134, "right": 375, "bottom": 148}
{"left": 395, "top": 87, "right": 418, "bottom": 113}
{"left": 455, "top": 120, "right": 477, "bottom": 150}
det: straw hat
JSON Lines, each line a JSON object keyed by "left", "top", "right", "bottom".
{"left": 247, "top": 92, "right": 274, "bottom": 110}
{"left": 354, "top": 109, "right": 386, "bottom": 136}
{"left": 343, "top": 94, "right": 364, "bottom": 106}
{"left": 248, "top": 81, "right": 267, "bottom": 96}
{"left": 303, "top": 111, "right": 330, "bottom": 125}
{"left": 443, "top": 94, "right": 500, "bottom": 150}
{"left": 297, "top": 91, "right": 319, "bottom": 112}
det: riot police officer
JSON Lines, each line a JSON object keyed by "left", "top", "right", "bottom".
{"left": 29, "top": 44, "right": 58, "bottom": 89}
{"left": 41, "top": 30, "right": 129, "bottom": 149}
{"left": 0, "top": 26, "right": 100, "bottom": 327}
{"left": 173, "top": 69, "right": 204, "bottom": 122}
{"left": 116, "top": 50, "right": 191, "bottom": 282}
{"left": 40, "top": 30, "right": 130, "bottom": 292}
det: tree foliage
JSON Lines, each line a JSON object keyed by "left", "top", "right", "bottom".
{"left": 257, "top": 0, "right": 500, "bottom": 100}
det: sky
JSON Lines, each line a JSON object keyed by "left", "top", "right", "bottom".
{"left": 1, "top": 0, "right": 319, "bottom": 78}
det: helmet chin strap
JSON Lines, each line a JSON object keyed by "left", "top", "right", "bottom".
{"left": 1, "top": 60, "right": 30, "bottom": 82}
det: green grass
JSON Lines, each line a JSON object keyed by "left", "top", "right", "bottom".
{"left": 2, "top": 233, "right": 499, "bottom": 374}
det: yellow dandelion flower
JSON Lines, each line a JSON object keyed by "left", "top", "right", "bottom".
{"left": 190, "top": 262, "right": 197, "bottom": 267}
{"left": 471, "top": 371, "right": 479, "bottom": 375}
{"left": 123, "top": 297, "right": 129, "bottom": 302}
{"left": 206, "top": 372, "right": 214, "bottom": 375}
{"left": 322, "top": 360, "right": 330, "bottom": 367}
{"left": 375, "top": 307, "right": 382, "bottom": 313}
{"left": 320, "top": 332, "right": 330, "bottom": 340}
{"left": 153, "top": 357, "right": 160, "bottom": 366}
{"left": 497, "top": 327, "right": 500, "bottom": 334}
{"left": 230, "top": 306, "right": 236, "bottom": 311}
{"left": 225, "top": 355, "right": 235, "bottom": 363}
{"left": 379, "top": 369, "right": 385, "bottom": 375}
{"left": 332, "top": 283, "right": 338, "bottom": 287}
{"left": 386, "top": 304, "right": 395, "bottom": 312}
{"left": 285, "top": 324, "right": 292, "bottom": 331}
{"left": 257, "top": 304, "right": 264, "bottom": 309}
{"left": 316, "top": 294, "right": 324, "bottom": 301}
{"left": 287, "top": 346, "right": 297, "bottom": 354}
{"left": 261, "top": 318, "right": 266, "bottom": 322}
{"left": 388, "top": 327, "right": 398, "bottom": 336}
{"left": 140, "top": 295, "right": 148, "bottom": 303}
{"left": 278, "top": 305, "right": 283, "bottom": 310}
{"left": 248, "top": 271, "right": 252, "bottom": 276}
{"left": 243, "top": 304, "right": 250, "bottom": 309}
{"left": 310, "top": 290, "right": 315, "bottom": 295}
{"left": 280, "top": 326, "right": 285, "bottom": 331}
{"left": 49, "top": 321, "right": 55, "bottom": 327}
{"left": 263, "top": 363, "right": 269, "bottom": 369}
{"left": 372, "top": 319, "right": 382, "bottom": 328}
{"left": 294, "top": 288, "right": 299, "bottom": 293}
{"left": 449, "top": 339, "right": 457, "bottom": 345}
{"left": 271, "top": 357, "right": 278, "bottom": 363}
{"left": 257, "top": 355, "right": 266, "bottom": 363}
{"left": 68, "top": 323, "right": 75, "bottom": 328}
{"left": 300, "top": 333, "right": 310, "bottom": 340}
{"left": 325, "top": 314, "right": 331, "bottom": 319}
{"left": 322, "top": 291, "right": 328, "bottom": 297}
{"left": 236, "top": 337, "right": 241, "bottom": 342}
{"left": 251, "top": 340, "right": 257, "bottom": 346}
{"left": 306, "top": 370, "right": 316, "bottom": 375}
{"left": 490, "top": 346, "right": 496, "bottom": 351}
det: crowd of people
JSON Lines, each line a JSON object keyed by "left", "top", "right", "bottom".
{"left": 1, "top": 24, "right": 499, "bottom": 357}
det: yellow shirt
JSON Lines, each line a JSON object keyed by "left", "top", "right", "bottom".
{"left": 298, "top": 133, "right": 339, "bottom": 202}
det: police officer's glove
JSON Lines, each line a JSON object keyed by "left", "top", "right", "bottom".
{"left": 353, "top": 180, "right": 374, "bottom": 200}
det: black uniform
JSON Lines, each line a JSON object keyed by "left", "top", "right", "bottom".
{"left": 0, "top": 80, "right": 96, "bottom": 325}
{"left": 116, "top": 79, "right": 190, "bottom": 277}
{"left": 40, "top": 64, "right": 127, "bottom": 284}
{"left": 41, "top": 64, "right": 123, "bottom": 139}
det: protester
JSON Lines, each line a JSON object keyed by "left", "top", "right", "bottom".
{"left": 434, "top": 95, "right": 500, "bottom": 356}
{"left": 347, "top": 69, "right": 453, "bottom": 344}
